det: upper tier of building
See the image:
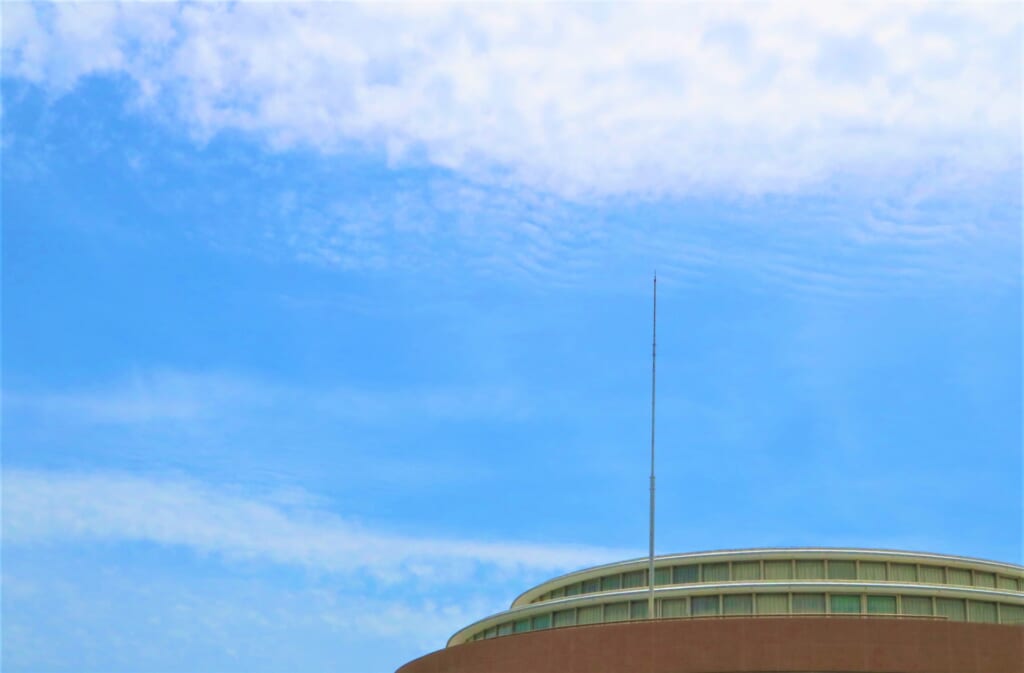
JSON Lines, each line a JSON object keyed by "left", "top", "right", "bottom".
{"left": 447, "top": 548, "right": 1024, "bottom": 647}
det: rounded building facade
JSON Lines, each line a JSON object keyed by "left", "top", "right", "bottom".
{"left": 397, "top": 548, "right": 1024, "bottom": 673}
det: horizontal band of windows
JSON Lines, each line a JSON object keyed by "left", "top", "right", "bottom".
{"left": 471, "top": 594, "right": 1024, "bottom": 643}
{"left": 531, "top": 561, "right": 1023, "bottom": 603}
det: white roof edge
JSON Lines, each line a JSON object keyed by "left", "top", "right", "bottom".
{"left": 510, "top": 547, "right": 1024, "bottom": 607}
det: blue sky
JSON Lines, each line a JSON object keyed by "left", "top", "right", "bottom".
{"left": 2, "top": 3, "right": 1021, "bottom": 672}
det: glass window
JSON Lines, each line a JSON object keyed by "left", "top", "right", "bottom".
{"left": 532, "top": 614, "right": 551, "bottom": 630}
{"left": 661, "top": 598, "right": 687, "bottom": 618}
{"left": 691, "top": 595, "right": 720, "bottom": 616}
{"left": 756, "top": 594, "right": 788, "bottom": 614}
{"left": 733, "top": 562, "right": 761, "bottom": 581}
{"left": 947, "top": 568, "right": 972, "bottom": 586}
{"left": 796, "top": 560, "right": 825, "bottom": 580}
{"left": 1001, "top": 604, "right": 1024, "bottom": 625}
{"left": 764, "top": 560, "right": 793, "bottom": 580}
{"left": 513, "top": 618, "right": 530, "bottom": 633}
{"left": 936, "top": 598, "right": 966, "bottom": 621}
{"left": 601, "top": 574, "right": 622, "bottom": 591}
{"left": 564, "top": 582, "right": 582, "bottom": 596}
{"left": 550, "top": 586, "right": 565, "bottom": 598}
{"left": 553, "top": 609, "right": 576, "bottom": 627}
{"left": 577, "top": 605, "right": 602, "bottom": 625}
{"left": 702, "top": 563, "right": 729, "bottom": 582}
{"left": 654, "top": 567, "right": 672, "bottom": 586}
{"left": 604, "top": 602, "right": 629, "bottom": 622}
{"left": 630, "top": 600, "right": 648, "bottom": 620}
{"left": 919, "top": 566, "right": 944, "bottom": 584}
{"left": 581, "top": 579, "right": 600, "bottom": 594}
{"left": 866, "top": 595, "right": 896, "bottom": 614}
{"left": 973, "top": 572, "right": 996, "bottom": 588}
{"left": 792, "top": 593, "right": 826, "bottom": 614}
{"left": 859, "top": 562, "right": 887, "bottom": 581}
{"left": 969, "top": 601, "right": 997, "bottom": 623}
{"left": 890, "top": 563, "right": 917, "bottom": 582}
{"left": 673, "top": 564, "right": 699, "bottom": 584}
{"left": 484, "top": 627, "right": 498, "bottom": 638}
{"left": 901, "top": 596, "right": 933, "bottom": 616}
{"left": 623, "top": 570, "right": 646, "bottom": 588}
{"left": 830, "top": 594, "right": 861, "bottom": 614}
{"left": 828, "top": 561, "right": 857, "bottom": 580}
{"left": 497, "top": 622, "right": 513, "bottom": 636}
{"left": 997, "top": 576, "right": 1017, "bottom": 591}
{"left": 723, "top": 594, "right": 753, "bottom": 615}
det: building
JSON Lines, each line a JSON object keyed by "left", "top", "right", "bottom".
{"left": 396, "top": 547, "right": 1024, "bottom": 673}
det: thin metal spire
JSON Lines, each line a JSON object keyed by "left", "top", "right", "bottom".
{"left": 648, "top": 273, "right": 657, "bottom": 619}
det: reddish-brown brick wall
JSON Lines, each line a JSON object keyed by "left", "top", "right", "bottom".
{"left": 396, "top": 617, "right": 1024, "bottom": 673}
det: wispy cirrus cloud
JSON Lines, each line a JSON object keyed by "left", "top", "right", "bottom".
{"left": 5, "top": 369, "right": 534, "bottom": 426}
{"left": 3, "top": 468, "right": 629, "bottom": 582}
{"left": 3, "top": 2, "right": 1019, "bottom": 200}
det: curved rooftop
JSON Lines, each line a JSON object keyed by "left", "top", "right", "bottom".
{"left": 448, "top": 547, "right": 1024, "bottom": 647}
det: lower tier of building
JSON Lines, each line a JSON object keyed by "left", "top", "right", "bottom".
{"left": 397, "top": 616, "right": 1023, "bottom": 673}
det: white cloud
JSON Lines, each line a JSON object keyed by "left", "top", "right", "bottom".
{"left": 6, "top": 369, "right": 535, "bottom": 425}
{"left": 2, "top": 468, "right": 629, "bottom": 581}
{"left": 3, "top": 2, "right": 1019, "bottom": 199}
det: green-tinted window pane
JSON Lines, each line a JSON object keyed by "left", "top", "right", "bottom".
{"left": 919, "top": 566, "right": 944, "bottom": 584}
{"left": 792, "top": 593, "right": 825, "bottom": 614}
{"left": 577, "top": 605, "right": 602, "bottom": 625}
{"left": 532, "top": 614, "right": 551, "bottom": 630}
{"left": 630, "top": 600, "right": 648, "bottom": 620}
{"left": 691, "top": 595, "right": 720, "bottom": 616}
{"left": 866, "top": 595, "right": 896, "bottom": 614}
{"left": 623, "top": 570, "right": 646, "bottom": 588}
{"left": 969, "top": 601, "right": 997, "bottom": 623}
{"left": 756, "top": 594, "right": 788, "bottom": 614}
{"left": 661, "top": 598, "right": 687, "bottom": 618}
{"left": 936, "top": 598, "right": 966, "bottom": 621}
{"left": 601, "top": 574, "right": 622, "bottom": 591}
{"left": 764, "top": 560, "right": 793, "bottom": 580}
{"left": 859, "top": 562, "right": 887, "bottom": 581}
{"left": 553, "top": 609, "right": 575, "bottom": 627}
{"left": 973, "top": 572, "right": 996, "bottom": 588}
{"left": 733, "top": 562, "right": 761, "bottom": 581}
{"left": 1001, "top": 604, "right": 1024, "bottom": 625}
{"left": 673, "top": 565, "right": 699, "bottom": 584}
{"left": 944, "top": 568, "right": 967, "bottom": 585}
{"left": 890, "top": 564, "right": 917, "bottom": 582}
{"left": 564, "top": 583, "right": 581, "bottom": 596}
{"left": 513, "top": 618, "right": 530, "bottom": 633}
{"left": 830, "top": 594, "right": 861, "bottom": 614}
{"left": 550, "top": 587, "right": 565, "bottom": 598}
{"left": 997, "top": 576, "right": 1017, "bottom": 591}
{"left": 723, "top": 594, "right": 753, "bottom": 615}
{"left": 604, "top": 602, "right": 629, "bottom": 622}
{"left": 796, "top": 560, "right": 825, "bottom": 580}
{"left": 702, "top": 563, "right": 729, "bottom": 582}
{"left": 655, "top": 567, "right": 672, "bottom": 586}
{"left": 484, "top": 627, "right": 498, "bottom": 638}
{"left": 582, "top": 579, "right": 600, "bottom": 594}
{"left": 828, "top": 561, "right": 857, "bottom": 580}
{"left": 901, "top": 596, "right": 933, "bottom": 616}
{"left": 497, "top": 622, "right": 513, "bottom": 636}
